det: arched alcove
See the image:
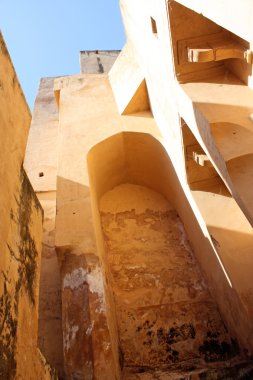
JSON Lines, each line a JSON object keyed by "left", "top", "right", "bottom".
{"left": 87, "top": 132, "right": 240, "bottom": 375}
{"left": 87, "top": 132, "right": 177, "bottom": 204}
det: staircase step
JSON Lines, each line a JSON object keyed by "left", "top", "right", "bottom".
{"left": 123, "top": 360, "right": 253, "bottom": 379}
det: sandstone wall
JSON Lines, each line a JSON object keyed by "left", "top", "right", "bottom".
{"left": 0, "top": 32, "right": 57, "bottom": 380}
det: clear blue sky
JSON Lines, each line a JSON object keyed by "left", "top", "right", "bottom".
{"left": 0, "top": 0, "right": 126, "bottom": 110}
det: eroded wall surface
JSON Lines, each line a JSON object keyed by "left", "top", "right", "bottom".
{"left": 100, "top": 184, "right": 238, "bottom": 368}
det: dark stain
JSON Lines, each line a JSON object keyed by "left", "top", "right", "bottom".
{"left": 143, "top": 320, "right": 155, "bottom": 330}
{"left": 97, "top": 57, "right": 104, "bottom": 73}
{"left": 0, "top": 168, "right": 43, "bottom": 379}
{"left": 206, "top": 330, "right": 220, "bottom": 339}
{"left": 136, "top": 367, "right": 146, "bottom": 373}
{"left": 10, "top": 209, "right": 15, "bottom": 221}
{"left": 0, "top": 273, "right": 17, "bottom": 380}
{"left": 168, "top": 349, "right": 179, "bottom": 363}
{"left": 0, "top": 39, "right": 8, "bottom": 56}
{"left": 118, "top": 345, "right": 124, "bottom": 370}
{"left": 126, "top": 311, "right": 136, "bottom": 322}
{"left": 210, "top": 234, "right": 220, "bottom": 249}
{"left": 159, "top": 324, "right": 196, "bottom": 345}
{"left": 8, "top": 168, "right": 42, "bottom": 305}
{"left": 199, "top": 334, "right": 239, "bottom": 362}
{"left": 156, "top": 324, "right": 196, "bottom": 363}
{"left": 12, "top": 75, "right": 16, "bottom": 87}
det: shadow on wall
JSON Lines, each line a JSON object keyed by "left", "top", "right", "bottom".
{"left": 87, "top": 131, "right": 253, "bottom": 357}
{"left": 207, "top": 226, "right": 253, "bottom": 318}
{"left": 38, "top": 241, "right": 65, "bottom": 380}
{"left": 55, "top": 175, "right": 119, "bottom": 380}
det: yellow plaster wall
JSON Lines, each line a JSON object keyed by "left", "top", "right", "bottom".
{"left": 0, "top": 33, "right": 57, "bottom": 380}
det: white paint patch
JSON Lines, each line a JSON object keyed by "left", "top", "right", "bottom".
{"left": 64, "top": 324, "right": 79, "bottom": 352}
{"left": 193, "top": 278, "right": 207, "bottom": 292}
{"left": 63, "top": 268, "right": 87, "bottom": 290}
{"left": 63, "top": 265, "right": 106, "bottom": 313}
{"left": 71, "top": 325, "right": 79, "bottom": 339}
{"left": 88, "top": 266, "right": 106, "bottom": 313}
{"left": 86, "top": 321, "right": 94, "bottom": 336}
{"left": 126, "top": 264, "right": 147, "bottom": 270}
{"left": 103, "top": 342, "right": 111, "bottom": 352}
{"left": 86, "top": 266, "right": 103, "bottom": 295}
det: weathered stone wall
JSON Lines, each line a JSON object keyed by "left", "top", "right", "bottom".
{"left": 80, "top": 50, "right": 120, "bottom": 74}
{"left": 0, "top": 32, "right": 57, "bottom": 380}
{"left": 100, "top": 184, "right": 239, "bottom": 369}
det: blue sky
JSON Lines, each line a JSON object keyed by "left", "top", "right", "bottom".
{"left": 0, "top": 0, "right": 126, "bottom": 110}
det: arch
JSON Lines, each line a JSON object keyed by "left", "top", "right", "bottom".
{"left": 87, "top": 131, "right": 177, "bottom": 205}
{"left": 87, "top": 132, "right": 180, "bottom": 374}
{"left": 86, "top": 131, "right": 244, "bottom": 374}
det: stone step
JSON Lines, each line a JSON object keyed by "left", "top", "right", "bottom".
{"left": 123, "top": 359, "right": 253, "bottom": 379}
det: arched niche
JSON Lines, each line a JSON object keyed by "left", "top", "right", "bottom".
{"left": 87, "top": 132, "right": 177, "bottom": 206}
{"left": 86, "top": 132, "right": 242, "bottom": 373}
{"left": 87, "top": 132, "right": 179, "bottom": 372}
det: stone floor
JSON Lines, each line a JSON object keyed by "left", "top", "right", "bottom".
{"left": 99, "top": 184, "right": 242, "bottom": 378}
